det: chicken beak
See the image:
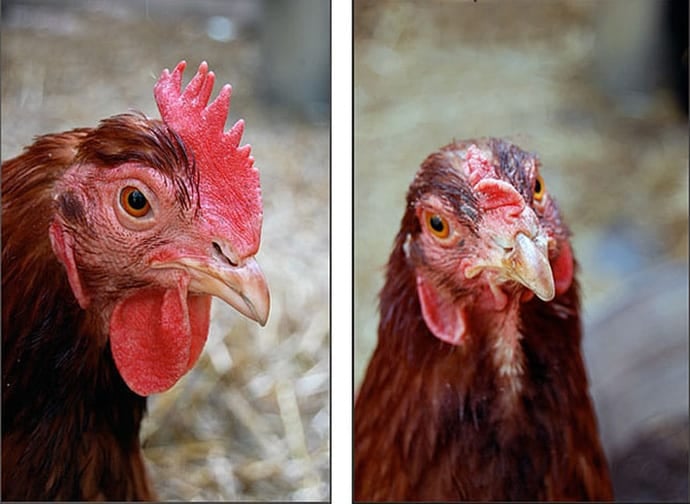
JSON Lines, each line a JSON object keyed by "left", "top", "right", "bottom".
{"left": 191, "top": 256, "right": 270, "bottom": 326}
{"left": 158, "top": 255, "right": 270, "bottom": 326}
{"left": 502, "top": 232, "right": 555, "bottom": 301}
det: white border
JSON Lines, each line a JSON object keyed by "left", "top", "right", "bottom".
{"left": 331, "top": 0, "right": 353, "bottom": 502}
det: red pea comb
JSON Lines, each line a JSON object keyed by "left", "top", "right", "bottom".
{"left": 154, "top": 61, "right": 262, "bottom": 257}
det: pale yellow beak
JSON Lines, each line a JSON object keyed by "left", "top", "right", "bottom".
{"left": 465, "top": 231, "right": 555, "bottom": 302}
{"left": 501, "top": 232, "right": 555, "bottom": 301}
{"left": 189, "top": 256, "right": 270, "bottom": 325}
{"left": 155, "top": 255, "right": 270, "bottom": 326}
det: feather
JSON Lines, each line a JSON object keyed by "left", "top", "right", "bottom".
{"left": 355, "top": 138, "right": 613, "bottom": 501}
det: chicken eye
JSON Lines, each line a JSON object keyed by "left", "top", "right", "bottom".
{"left": 120, "top": 186, "right": 151, "bottom": 218}
{"left": 425, "top": 213, "right": 450, "bottom": 239}
{"left": 533, "top": 175, "right": 545, "bottom": 202}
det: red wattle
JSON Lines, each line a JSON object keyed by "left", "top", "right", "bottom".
{"left": 552, "top": 240, "right": 574, "bottom": 295}
{"left": 416, "top": 274, "right": 468, "bottom": 346}
{"left": 109, "top": 283, "right": 211, "bottom": 396}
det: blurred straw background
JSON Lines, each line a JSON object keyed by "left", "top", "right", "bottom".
{"left": 354, "top": 0, "right": 687, "bottom": 501}
{"left": 1, "top": 0, "right": 329, "bottom": 500}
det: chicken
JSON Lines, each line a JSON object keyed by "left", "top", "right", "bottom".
{"left": 1, "top": 61, "right": 269, "bottom": 501}
{"left": 354, "top": 138, "right": 613, "bottom": 501}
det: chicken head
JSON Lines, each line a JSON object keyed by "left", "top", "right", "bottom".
{"left": 47, "top": 62, "right": 269, "bottom": 396}
{"left": 405, "top": 139, "right": 574, "bottom": 346}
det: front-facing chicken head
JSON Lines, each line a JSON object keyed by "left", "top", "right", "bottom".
{"left": 405, "top": 139, "right": 574, "bottom": 346}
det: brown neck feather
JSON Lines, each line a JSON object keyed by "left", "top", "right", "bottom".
{"left": 2, "top": 130, "right": 150, "bottom": 500}
{"left": 355, "top": 217, "right": 611, "bottom": 501}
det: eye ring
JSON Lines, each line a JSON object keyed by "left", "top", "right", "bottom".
{"left": 424, "top": 212, "right": 450, "bottom": 239}
{"left": 120, "top": 186, "right": 151, "bottom": 218}
{"left": 533, "top": 175, "right": 545, "bottom": 202}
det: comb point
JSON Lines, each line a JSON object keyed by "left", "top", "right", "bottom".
{"left": 237, "top": 144, "right": 251, "bottom": 158}
{"left": 172, "top": 60, "right": 187, "bottom": 80}
{"left": 154, "top": 61, "right": 258, "bottom": 194}
{"left": 203, "top": 91, "right": 229, "bottom": 132}
{"left": 201, "top": 71, "right": 216, "bottom": 105}
{"left": 167, "top": 60, "right": 187, "bottom": 94}
{"left": 226, "top": 119, "right": 245, "bottom": 148}
{"left": 215, "top": 85, "right": 232, "bottom": 109}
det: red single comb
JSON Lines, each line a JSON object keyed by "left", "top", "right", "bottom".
{"left": 154, "top": 61, "right": 262, "bottom": 258}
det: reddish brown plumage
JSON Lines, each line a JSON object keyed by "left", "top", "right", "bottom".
{"left": 354, "top": 138, "right": 613, "bottom": 501}
{"left": 1, "top": 117, "right": 174, "bottom": 500}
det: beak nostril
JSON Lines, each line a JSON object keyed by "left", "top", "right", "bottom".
{"left": 212, "top": 241, "right": 238, "bottom": 267}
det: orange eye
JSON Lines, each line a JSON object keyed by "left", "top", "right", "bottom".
{"left": 120, "top": 186, "right": 151, "bottom": 217}
{"left": 425, "top": 212, "right": 450, "bottom": 239}
{"left": 533, "top": 175, "right": 545, "bottom": 202}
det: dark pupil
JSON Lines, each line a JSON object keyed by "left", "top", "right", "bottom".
{"left": 430, "top": 215, "right": 445, "bottom": 232}
{"left": 534, "top": 178, "right": 542, "bottom": 194}
{"left": 127, "top": 190, "right": 147, "bottom": 210}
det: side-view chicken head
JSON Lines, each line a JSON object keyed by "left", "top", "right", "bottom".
{"left": 47, "top": 61, "right": 269, "bottom": 396}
